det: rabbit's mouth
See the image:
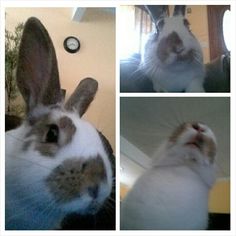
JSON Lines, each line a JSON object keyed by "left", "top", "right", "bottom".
{"left": 186, "top": 141, "right": 201, "bottom": 150}
{"left": 185, "top": 134, "right": 204, "bottom": 151}
{"left": 176, "top": 49, "right": 195, "bottom": 62}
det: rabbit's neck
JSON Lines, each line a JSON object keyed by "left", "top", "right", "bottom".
{"left": 152, "top": 146, "right": 216, "bottom": 188}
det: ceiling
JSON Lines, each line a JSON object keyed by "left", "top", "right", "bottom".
{"left": 72, "top": 8, "right": 115, "bottom": 22}
{"left": 120, "top": 97, "right": 230, "bottom": 187}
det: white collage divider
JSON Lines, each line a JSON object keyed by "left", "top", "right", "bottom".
{"left": 1, "top": 0, "right": 235, "bottom": 236}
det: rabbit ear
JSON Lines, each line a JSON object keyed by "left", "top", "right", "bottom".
{"left": 17, "top": 17, "right": 62, "bottom": 113}
{"left": 173, "top": 5, "right": 186, "bottom": 16}
{"left": 145, "top": 5, "right": 168, "bottom": 23}
{"left": 65, "top": 78, "right": 98, "bottom": 117}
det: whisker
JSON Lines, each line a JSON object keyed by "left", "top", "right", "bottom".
{"left": 107, "top": 197, "right": 116, "bottom": 204}
{"left": 6, "top": 180, "right": 46, "bottom": 198}
{"left": 6, "top": 154, "right": 53, "bottom": 171}
{"left": 6, "top": 133, "right": 25, "bottom": 144}
{"left": 37, "top": 200, "right": 58, "bottom": 229}
{"left": 6, "top": 198, "right": 45, "bottom": 223}
{"left": 6, "top": 187, "right": 48, "bottom": 204}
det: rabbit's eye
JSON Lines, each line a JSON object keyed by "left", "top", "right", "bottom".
{"left": 183, "top": 19, "right": 190, "bottom": 29}
{"left": 156, "top": 18, "right": 165, "bottom": 31}
{"left": 46, "top": 124, "right": 59, "bottom": 143}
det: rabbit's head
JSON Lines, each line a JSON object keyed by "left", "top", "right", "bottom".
{"left": 144, "top": 5, "right": 203, "bottom": 67}
{"left": 6, "top": 17, "right": 113, "bottom": 222}
{"left": 167, "top": 122, "right": 217, "bottom": 165}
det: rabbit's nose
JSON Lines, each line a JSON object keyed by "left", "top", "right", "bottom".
{"left": 175, "top": 45, "right": 185, "bottom": 54}
{"left": 88, "top": 185, "right": 99, "bottom": 199}
{"left": 192, "top": 123, "right": 205, "bottom": 132}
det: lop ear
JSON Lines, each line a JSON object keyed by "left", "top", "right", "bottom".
{"left": 17, "top": 17, "right": 62, "bottom": 113}
{"left": 65, "top": 78, "right": 98, "bottom": 117}
{"left": 173, "top": 5, "right": 186, "bottom": 16}
{"left": 145, "top": 5, "right": 168, "bottom": 23}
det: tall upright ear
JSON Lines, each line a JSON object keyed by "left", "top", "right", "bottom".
{"left": 173, "top": 5, "right": 186, "bottom": 16}
{"left": 65, "top": 78, "right": 98, "bottom": 117}
{"left": 145, "top": 5, "right": 168, "bottom": 23}
{"left": 17, "top": 17, "right": 62, "bottom": 113}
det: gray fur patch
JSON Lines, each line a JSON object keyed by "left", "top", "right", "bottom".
{"left": 46, "top": 155, "right": 107, "bottom": 202}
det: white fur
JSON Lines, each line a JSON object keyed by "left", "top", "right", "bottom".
{"left": 141, "top": 16, "right": 205, "bottom": 92}
{"left": 5, "top": 109, "right": 112, "bottom": 230}
{"left": 121, "top": 123, "right": 216, "bottom": 230}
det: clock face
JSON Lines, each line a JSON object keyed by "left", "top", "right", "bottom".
{"left": 67, "top": 38, "right": 79, "bottom": 50}
{"left": 64, "top": 36, "right": 80, "bottom": 53}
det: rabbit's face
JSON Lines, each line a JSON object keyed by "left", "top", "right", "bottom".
{"left": 20, "top": 106, "right": 112, "bottom": 214}
{"left": 168, "top": 122, "right": 217, "bottom": 164}
{"left": 147, "top": 16, "right": 203, "bottom": 67}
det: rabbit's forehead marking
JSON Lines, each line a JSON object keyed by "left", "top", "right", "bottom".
{"left": 169, "top": 122, "right": 188, "bottom": 142}
{"left": 23, "top": 113, "right": 76, "bottom": 157}
{"left": 46, "top": 155, "right": 107, "bottom": 202}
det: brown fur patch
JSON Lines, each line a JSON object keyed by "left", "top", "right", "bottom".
{"left": 58, "top": 116, "right": 76, "bottom": 146}
{"left": 203, "top": 136, "right": 217, "bottom": 163}
{"left": 23, "top": 114, "right": 76, "bottom": 157}
{"left": 46, "top": 155, "right": 106, "bottom": 202}
{"left": 157, "top": 31, "right": 195, "bottom": 63}
{"left": 157, "top": 31, "right": 183, "bottom": 62}
{"left": 169, "top": 123, "right": 189, "bottom": 142}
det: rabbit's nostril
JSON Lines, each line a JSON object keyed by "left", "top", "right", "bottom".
{"left": 174, "top": 45, "right": 185, "bottom": 54}
{"left": 192, "top": 123, "right": 205, "bottom": 132}
{"left": 88, "top": 185, "right": 99, "bottom": 199}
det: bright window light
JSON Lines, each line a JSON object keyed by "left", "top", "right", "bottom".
{"left": 223, "top": 9, "right": 231, "bottom": 51}
{"left": 119, "top": 6, "right": 139, "bottom": 59}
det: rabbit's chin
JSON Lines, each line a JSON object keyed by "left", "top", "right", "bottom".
{"left": 61, "top": 194, "right": 105, "bottom": 215}
{"left": 154, "top": 142, "right": 213, "bottom": 168}
{"left": 60, "top": 181, "right": 111, "bottom": 215}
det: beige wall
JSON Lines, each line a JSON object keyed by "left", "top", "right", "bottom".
{"left": 209, "top": 179, "right": 230, "bottom": 214}
{"left": 6, "top": 7, "right": 115, "bottom": 151}
{"left": 121, "top": 179, "right": 230, "bottom": 214}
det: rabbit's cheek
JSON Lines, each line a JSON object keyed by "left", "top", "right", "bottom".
{"left": 202, "top": 137, "right": 217, "bottom": 164}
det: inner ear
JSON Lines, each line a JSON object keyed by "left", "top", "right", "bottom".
{"left": 145, "top": 5, "right": 168, "bottom": 23}
{"left": 65, "top": 78, "right": 98, "bottom": 117}
{"left": 173, "top": 5, "right": 186, "bottom": 16}
{"left": 17, "top": 17, "right": 62, "bottom": 113}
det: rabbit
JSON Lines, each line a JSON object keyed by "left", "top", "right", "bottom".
{"left": 121, "top": 122, "right": 217, "bottom": 230}
{"left": 140, "top": 5, "right": 205, "bottom": 92}
{"left": 5, "top": 17, "right": 114, "bottom": 230}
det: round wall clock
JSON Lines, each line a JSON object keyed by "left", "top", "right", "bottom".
{"left": 63, "top": 36, "right": 80, "bottom": 53}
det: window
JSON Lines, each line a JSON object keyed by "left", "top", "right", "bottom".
{"left": 223, "top": 9, "right": 231, "bottom": 52}
{"left": 119, "top": 6, "right": 153, "bottom": 59}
